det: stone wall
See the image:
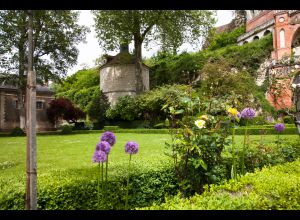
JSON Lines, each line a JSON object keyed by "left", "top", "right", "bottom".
{"left": 100, "top": 64, "right": 149, "bottom": 106}
{"left": 0, "top": 89, "right": 55, "bottom": 132}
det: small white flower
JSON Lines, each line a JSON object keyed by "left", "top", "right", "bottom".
{"left": 195, "top": 120, "right": 206, "bottom": 129}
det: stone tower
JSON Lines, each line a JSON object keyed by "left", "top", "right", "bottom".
{"left": 99, "top": 45, "right": 149, "bottom": 107}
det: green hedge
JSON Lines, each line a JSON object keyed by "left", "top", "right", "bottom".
{"left": 231, "top": 127, "right": 298, "bottom": 135}
{"left": 142, "top": 158, "right": 300, "bottom": 210}
{"left": 0, "top": 126, "right": 298, "bottom": 137}
{"left": 0, "top": 165, "right": 178, "bottom": 210}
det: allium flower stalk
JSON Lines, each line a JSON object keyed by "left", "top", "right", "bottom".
{"left": 274, "top": 123, "right": 285, "bottom": 148}
{"left": 125, "top": 141, "right": 139, "bottom": 154}
{"left": 101, "top": 131, "right": 116, "bottom": 146}
{"left": 240, "top": 107, "right": 256, "bottom": 175}
{"left": 100, "top": 131, "right": 116, "bottom": 202}
{"left": 125, "top": 141, "right": 139, "bottom": 210}
{"left": 227, "top": 107, "right": 239, "bottom": 180}
{"left": 274, "top": 123, "right": 285, "bottom": 132}
{"left": 241, "top": 108, "right": 256, "bottom": 119}
{"left": 92, "top": 148, "right": 107, "bottom": 208}
{"left": 96, "top": 141, "right": 111, "bottom": 155}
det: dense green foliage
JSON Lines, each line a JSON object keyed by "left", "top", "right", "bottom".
{"left": 142, "top": 158, "right": 300, "bottom": 210}
{"left": 86, "top": 90, "right": 110, "bottom": 128}
{"left": 106, "top": 84, "right": 193, "bottom": 125}
{"left": 147, "top": 33, "right": 273, "bottom": 87}
{"left": 9, "top": 127, "right": 25, "bottom": 136}
{"left": 206, "top": 25, "right": 246, "bottom": 51}
{"left": 54, "top": 68, "right": 100, "bottom": 112}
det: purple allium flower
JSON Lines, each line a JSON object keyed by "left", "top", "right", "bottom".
{"left": 92, "top": 150, "right": 107, "bottom": 163}
{"left": 96, "top": 141, "right": 111, "bottom": 155}
{"left": 125, "top": 141, "right": 139, "bottom": 154}
{"left": 274, "top": 123, "right": 285, "bottom": 132}
{"left": 241, "top": 108, "right": 256, "bottom": 119}
{"left": 237, "top": 111, "right": 241, "bottom": 119}
{"left": 101, "top": 131, "right": 116, "bottom": 146}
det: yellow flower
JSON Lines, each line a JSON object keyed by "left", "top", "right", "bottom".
{"left": 195, "top": 119, "right": 206, "bottom": 129}
{"left": 199, "top": 115, "right": 209, "bottom": 120}
{"left": 227, "top": 107, "right": 238, "bottom": 116}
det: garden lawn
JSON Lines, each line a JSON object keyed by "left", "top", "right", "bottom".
{"left": 0, "top": 133, "right": 299, "bottom": 187}
{"left": 0, "top": 133, "right": 299, "bottom": 209}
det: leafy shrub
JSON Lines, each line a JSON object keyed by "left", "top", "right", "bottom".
{"left": 60, "top": 125, "right": 73, "bottom": 135}
{"left": 87, "top": 90, "right": 110, "bottom": 128}
{"left": 142, "top": 158, "right": 300, "bottom": 210}
{"left": 239, "top": 116, "right": 267, "bottom": 126}
{"left": 283, "top": 116, "right": 294, "bottom": 124}
{"left": 222, "top": 139, "right": 300, "bottom": 178}
{"left": 10, "top": 127, "right": 25, "bottom": 136}
{"left": 0, "top": 166, "right": 178, "bottom": 210}
{"left": 106, "top": 96, "right": 138, "bottom": 121}
{"left": 103, "top": 126, "right": 119, "bottom": 132}
{"left": 206, "top": 25, "right": 246, "bottom": 51}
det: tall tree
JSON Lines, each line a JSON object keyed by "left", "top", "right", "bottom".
{"left": 92, "top": 10, "right": 215, "bottom": 94}
{"left": 0, "top": 10, "right": 89, "bottom": 129}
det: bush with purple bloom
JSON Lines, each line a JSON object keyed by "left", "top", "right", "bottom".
{"left": 241, "top": 108, "right": 256, "bottom": 119}
{"left": 96, "top": 141, "right": 111, "bottom": 155}
{"left": 101, "top": 131, "right": 116, "bottom": 146}
{"left": 274, "top": 123, "right": 285, "bottom": 132}
{"left": 125, "top": 141, "right": 139, "bottom": 154}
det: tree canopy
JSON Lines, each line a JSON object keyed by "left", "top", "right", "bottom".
{"left": 92, "top": 10, "right": 216, "bottom": 93}
{"left": 0, "top": 10, "right": 88, "bottom": 129}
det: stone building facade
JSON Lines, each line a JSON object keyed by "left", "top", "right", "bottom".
{"left": 0, "top": 85, "right": 55, "bottom": 131}
{"left": 100, "top": 46, "right": 149, "bottom": 106}
{"left": 236, "top": 10, "right": 300, "bottom": 110}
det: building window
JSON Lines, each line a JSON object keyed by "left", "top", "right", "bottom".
{"left": 13, "top": 100, "right": 19, "bottom": 109}
{"left": 280, "top": 29, "right": 285, "bottom": 48}
{"left": 36, "top": 101, "right": 44, "bottom": 110}
{"left": 253, "top": 36, "right": 259, "bottom": 41}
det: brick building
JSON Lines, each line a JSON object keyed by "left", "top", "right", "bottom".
{"left": 0, "top": 85, "right": 55, "bottom": 132}
{"left": 237, "top": 10, "right": 300, "bottom": 110}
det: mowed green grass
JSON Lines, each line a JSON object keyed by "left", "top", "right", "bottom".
{"left": 0, "top": 133, "right": 299, "bottom": 193}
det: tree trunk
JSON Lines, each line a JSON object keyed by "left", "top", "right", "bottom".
{"left": 134, "top": 36, "right": 144, "bottom": 95}
{"left": 25, "top": 9, "right": 37, "bottom": 210}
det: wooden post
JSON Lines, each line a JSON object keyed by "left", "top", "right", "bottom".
{"left": 25, "top": 9, "right": 37, "bottom": 210}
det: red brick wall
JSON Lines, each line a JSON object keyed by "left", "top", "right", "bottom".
{"left": 272, "top": 12, "right": 300, "bottom": 60}
{"left": 246, "top": 10, "right": 274, "bottom": 32}
{"left": 267, "top": 78, "right": 293, "bottom": 110}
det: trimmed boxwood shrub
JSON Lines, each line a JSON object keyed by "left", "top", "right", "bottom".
{"left": 0, "top": 166, "right": 178, "bottom": 210}
{"left": 60, "top": 125, "right": 73, "bottom": 135}
{"left": 283, "top": 116, "right": 295, "bottom": 124}
{"left": 142, "top": 158, "right": 300, "bottom": 210}
{"left": 10, "top": 127, "right": 25, "bottom": 136}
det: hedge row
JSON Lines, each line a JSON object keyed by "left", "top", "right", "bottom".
{"left": 0, "top": 165, "right": 178, "bottom": 210}
{"left": 1, "top": 127, "right": 298, "bottom": 137}
{"left": 142, "top": 158, "right": 300, "bottom": 210}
